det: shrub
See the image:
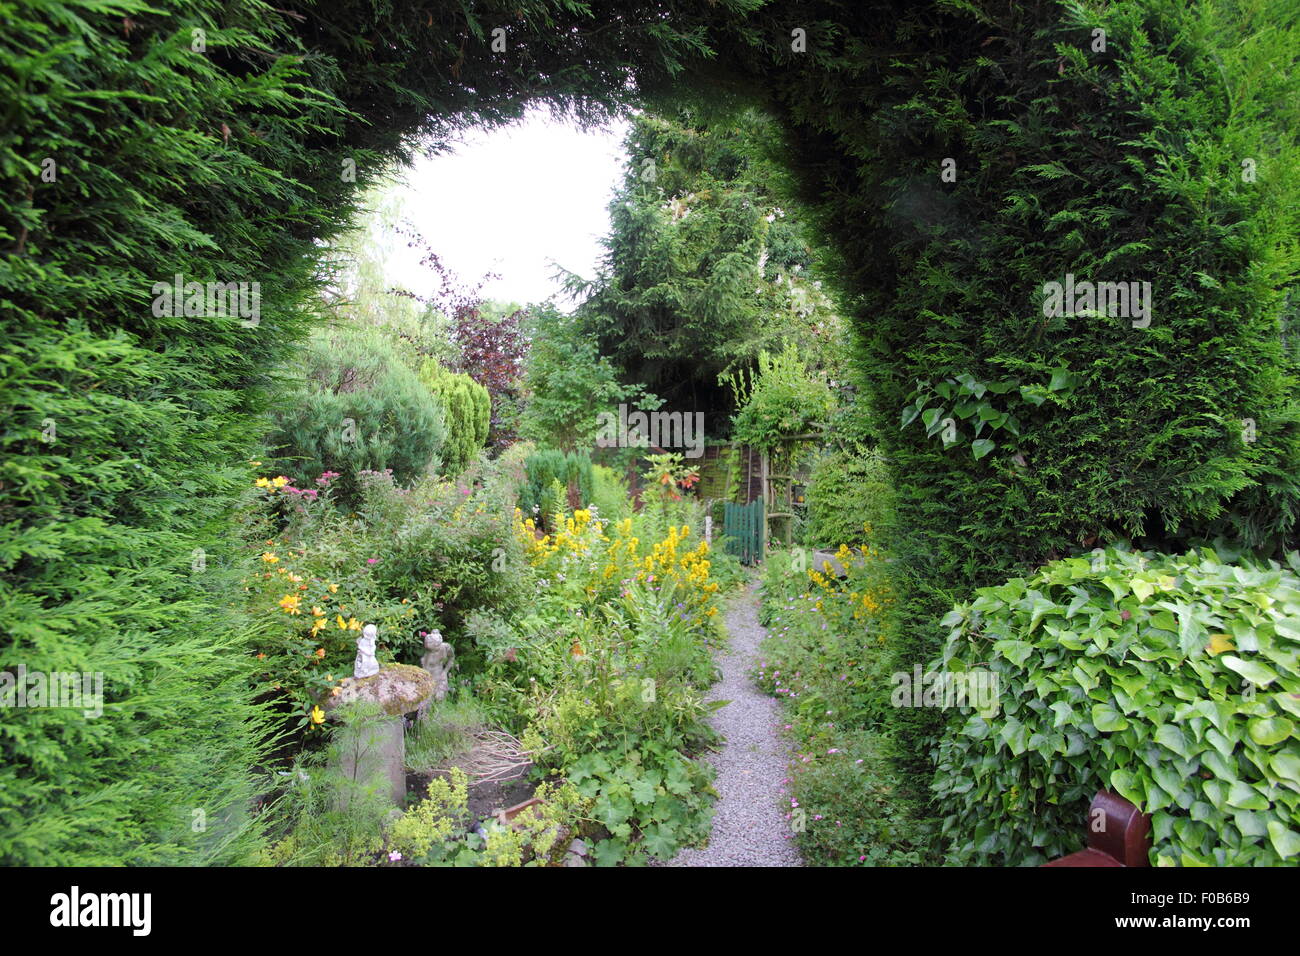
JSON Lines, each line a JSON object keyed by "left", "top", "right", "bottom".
{"left": 803, "top": 449, "right": 894, "bottom": 551}
{"left": 726, "top": 342, "right": 834, "bottom": 451}
{"left": 932, "top": 546, "right": 1300, "bottom": 866}
{"left": 267, "top": 329, "right": 446, "bottom": 501}
{"left": 517, "top": 449, "right": 594, "bottom": 528}
{"left": 590, "top": 464, "right": 633, "bottom": 524}
{"left": 419, "top": 361, "right": 490, "bottom": 476}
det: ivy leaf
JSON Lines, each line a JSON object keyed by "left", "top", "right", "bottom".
{"left": 1221, "top": 655, "right": 1279, "bottom": 687}
{"left": 1019, "top": 384, "right": 1048, "bottom": 406}
{"left": 1270, "top": 751, "right": 1300, "bottom": 789}
{"left": 971, "top": 438, "right": 995, "bottom": 460}
{"left": 999, "top": 717, "right": 1029, "bottom": 756}
{"left": 1154, "top": 724, "right": 1190, "bottom": 759}
{"left": 1247, "top": 716, "right": 1294, "bottom": 746}
{"left": 993, "top": 639, "right": 1033, "bottom": 666}
{"left": 1267, "top": 821, "right": 1300, "bottom": 858}
{"left": 1227, "top": 781, "right": 1270, "bottom": 811}
{"left": 1047, "top": 368, "right": 1074, "bottom": 392}
{"left": 1092, "top": 703, "right": 1128, "bottom": 732}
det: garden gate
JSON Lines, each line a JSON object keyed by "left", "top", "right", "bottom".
{"left": 723, "top": 498, "right": 764, "bottom": 565}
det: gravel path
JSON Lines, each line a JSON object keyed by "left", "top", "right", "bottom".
{"left": 666, "top": 581, "right": 802, "bottom": 867}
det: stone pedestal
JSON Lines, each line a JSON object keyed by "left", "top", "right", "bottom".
{"left": 322, "top": 664, "right": 434, "bottom": 810}
{"left": 333, "top": 713, "right": 407, "bottom": 807}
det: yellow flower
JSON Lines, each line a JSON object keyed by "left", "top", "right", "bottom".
{"left": 310, "top": 706, "right": 325, "bottom": 725}
{"left": 278, "top": 594, "right": 301, "bottom": 615}
{"left": 271, "top": 476, "right": 290, "bottom": 488}
{"left": 328, "top": 583, "right": 339, "bottom": 593}
{"left": 261, "top": 552, "right": 279, "bottom": 563}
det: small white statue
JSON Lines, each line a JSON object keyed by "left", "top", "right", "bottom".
{"left": 419, "top": 629, "right": 454, "bottom": 702}
{"left": 354, "top": 624, "right": 379, "bottom": 679}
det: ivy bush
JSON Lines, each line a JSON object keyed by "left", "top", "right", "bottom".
{"left": 932, "top": 547, "right": 1300, "bottom": 866}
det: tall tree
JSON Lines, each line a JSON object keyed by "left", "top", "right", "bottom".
{"left": 569, "top": 108, "right": 845, "bottom": 430}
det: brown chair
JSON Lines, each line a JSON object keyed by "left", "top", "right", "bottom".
{"left": 1042, "top": 790, "right": 1151, "bottom": 867}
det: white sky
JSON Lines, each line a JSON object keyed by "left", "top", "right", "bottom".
{"left": 386, "top": 111, "right": 630, "bottom": 309}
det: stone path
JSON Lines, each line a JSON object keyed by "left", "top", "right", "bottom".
{"left": 666, "top": 582, "right": 801, "bottom": 867}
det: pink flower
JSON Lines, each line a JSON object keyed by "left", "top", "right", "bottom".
{"left": 388, "top": 851, "right": 402, "bottom": 862}
{"left": 367, "top": 557, "right": 378, "bottom": 565}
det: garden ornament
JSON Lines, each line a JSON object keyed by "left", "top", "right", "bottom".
{"left": 419, "top": 628, "right": 454, "bottom": 702}
{"left": 354, "top": 623, "right": 380, "bottom": 679}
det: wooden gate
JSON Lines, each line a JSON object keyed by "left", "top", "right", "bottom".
{"left": 723, "top": 498, "right": 764, "bottom": 565}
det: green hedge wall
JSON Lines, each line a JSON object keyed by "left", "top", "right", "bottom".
{"left": 721, "top": 0, "right": 1300, "bottom": 785}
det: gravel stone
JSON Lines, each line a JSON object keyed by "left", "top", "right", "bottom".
{"left": 664, "top": 581, "right": 802, "bottom": 867}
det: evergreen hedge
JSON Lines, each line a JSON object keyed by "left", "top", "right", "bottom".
{"left": 720, "top": 0, "right": 1300, "bottom": 791}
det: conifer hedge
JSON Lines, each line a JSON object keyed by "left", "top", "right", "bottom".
{"left": 0, "top": 0, "right": 736, "bottom": 864}
{"left": 718, "top": 0, "right": 1300, "bottom": 785}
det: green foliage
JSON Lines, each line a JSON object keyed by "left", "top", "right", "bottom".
{"left": 804, "top": 449, "right": 894, "bottom": 551}
{"left": 590, "top": 464, "right": 634, "bottom": 524}
{"left": 726, "top": 342, "right": 834, "bottom": 451}
{"left": 404, "top": 698, "right": 487, "bottom": 774}
{"left": 11, "top": 0, "right": 1300, "bottom": 867}
{"left": 419, "top": 361, "right": 490, "bottom": 477}
{"left": 241, "top": 461, "right": 532, "bottom": 725}
{"left": 262, "top": 705, "right": 401, "bottom": 867}
{"left": 572, "top": 109, "right": 845, "bottom": 422}
{"left": 932, "top": 547, "right": 1300, "bottom": 866}
{"left": 522, "top": 588, "right": 722, "bottom": 865}
{"left": 758, "top": 549, "right": 939, "bottom": 865}
{"left": 517, "top": 449, "right": 594, "bottom": 528}
{"left": 520, "top": 304, "right": 652, "bottom": 450}
{"left": 267, "top": 329, "right": 446, "bottom": 501}
{"left": 724, "top": 0, "right": 1300, "bottom": 803}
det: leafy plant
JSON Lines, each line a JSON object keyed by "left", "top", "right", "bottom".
{"left": 932, "top": 546, "right": 1300, "bottom": 866}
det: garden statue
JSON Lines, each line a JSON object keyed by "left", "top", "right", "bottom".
{"left": 354, "top": 624, "right": 379, "bottom": 679}
{"left": 419, "top": 629, "right": 454, "bottom": 702}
